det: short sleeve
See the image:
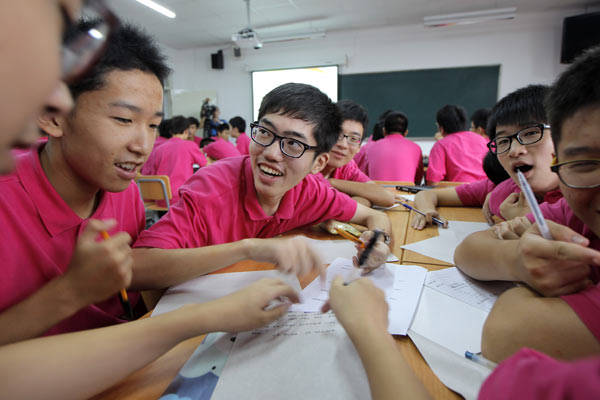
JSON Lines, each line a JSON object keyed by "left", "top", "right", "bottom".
{"left": 426, "top": 142, "right": 446, "bottom": 182}
{"left": 455, "top": 179, "right": 495, "bottom": 207}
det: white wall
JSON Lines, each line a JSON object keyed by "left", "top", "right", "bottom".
{"left": 163, "top": 7, "right": 591, "bottom": 125}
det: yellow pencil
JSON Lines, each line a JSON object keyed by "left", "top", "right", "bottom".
{"left": 335, "top": 227, "right": 365, "bottom": 248}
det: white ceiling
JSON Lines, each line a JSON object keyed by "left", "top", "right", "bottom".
{"left": 105, "top": 0, "right": 595, "bottom": 49}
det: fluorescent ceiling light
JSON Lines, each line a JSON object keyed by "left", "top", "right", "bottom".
{"left": 262, "top": 31, "right": 326, "bottom": 43}
{"left": 135, "top": 0, "right": 176, "bottom": 18}
{"left": 424, "top": 7, "right": 516, "bottom": 27}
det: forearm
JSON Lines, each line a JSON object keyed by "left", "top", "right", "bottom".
{"left": 364, "top": 212, "right": 392, "bottom": 235}
{"left": 454, "top": 230, "right": 520, "bottom": 281}
{"left": 348, "top": 326, "right": 430, "bottom": 400}
{"left": 0, "top": 276, "right": 85, "bottom": 345}
{"left": 0, "top": 303, "right": 215, "bottom": 400}
{"left": 330, "top": 179, "right": 395, "bottom": 207}
{"left": 131, "top": 239, "right": 254, "bottom": 289}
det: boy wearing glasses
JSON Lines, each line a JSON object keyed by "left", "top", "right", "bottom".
{"left": 454, "top": 47, "right": 600, "bottom": 362}
{"left": 133, "top": 83, "right": 391, "bottom": 288}
{"left": 362, "top": 111, "right": 424, "bottom": 185}
{"left": 317, "top": 100, "right": 395, "bottom": 207}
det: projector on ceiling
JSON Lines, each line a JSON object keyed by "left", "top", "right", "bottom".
{"left": 232, "top": 28, "right": 263, "bottom": 49}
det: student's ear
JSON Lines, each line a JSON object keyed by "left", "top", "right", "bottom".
{"left": 310, "top": 152, "right": 330, "bottom": 174}
{"left": 382, "top": 127, "right": 388, "bottom": 137}
{"left": 38, "top": 113, "right": 66, "bottom": 139}
{"left": 403, "top": 129, "right": 409, "bottom": 137}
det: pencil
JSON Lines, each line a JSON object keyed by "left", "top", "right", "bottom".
{"left": 335, "top": 227, "right": 365, "bottom": 248}
{"left": 100, "top": 230, "right": 134, "bottom": 320}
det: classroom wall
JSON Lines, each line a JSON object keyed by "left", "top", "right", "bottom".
{"left": 162, "top": 7, "right": 593, "bottom": 128}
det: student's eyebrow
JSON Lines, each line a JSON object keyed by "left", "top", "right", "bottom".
{"left": 562, "top": 145, "right": 600, "bottom": 157}
{"left": 261, "top": 118, "right": 310, "bottom": 141}
{"left": 109, "top": 101, "right": 164, "bottom": 117}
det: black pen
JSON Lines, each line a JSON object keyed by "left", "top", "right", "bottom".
{"left": 345, "top": 229, "right": 382, "bottom": 285}
{"left": 400, "top": 203, "right": 447, "bottom": 228}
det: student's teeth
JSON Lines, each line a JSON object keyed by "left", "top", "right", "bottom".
{"left": 117, "top": 163, "right": 135, "bottom": 171}
{"left": 260, "top": 165, "right": 282, "bottom": 176}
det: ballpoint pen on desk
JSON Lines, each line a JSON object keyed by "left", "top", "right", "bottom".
{"left": 400, "top": 202, "right": 447, "bottom": 228}
{"left": 465, "top": 351, "right": 498, "bottom": 369}
{"left": 100, "top": 230, "right": 134, "bottom": 320}
{"left": 344, "top": 229, "right": 382, "bottom": 285}
{"left": 516, "top": 170, "right": 553, "bottom": 240}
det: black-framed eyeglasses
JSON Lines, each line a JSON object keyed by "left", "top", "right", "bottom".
{"left": 61, "top": 0, "right": 119, "bottom": 84}
{"left": 487, "top": 124, "right": 549, "bottom": 155}
{"left": 338, "top": 133, "right": 362, "bottom": 146}
{"left": 250, "top": 123, "right": 320, "bottom": 158}
{"left": 550, "top": 157, "right": 600, "bottom": 189}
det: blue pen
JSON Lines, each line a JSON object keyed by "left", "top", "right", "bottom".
{"left": 400, "top": 203, "right": 447, "bottom": 228}
{"left": 465, "top": 351, "right": 497, "bottom": 369}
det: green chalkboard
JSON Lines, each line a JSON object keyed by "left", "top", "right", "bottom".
{"left": 339, "top": 65, "right": 499, "bottom": 138}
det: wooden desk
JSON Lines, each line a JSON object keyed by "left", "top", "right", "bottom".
{"left": 94, "top": 198, "right": 481, "bottom": 400}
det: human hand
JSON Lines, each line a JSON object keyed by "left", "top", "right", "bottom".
{"left": 482, "top": 192, "right": 495, "bottom": 225}
{"left": 514, "top": 220, "right": 600, "bottom": 296}
{"left": 247, "top": 236, "right": 325, "bottom": 278}
{"left": 492, "top": 216, "right": 532, "bottom": 240}
{"left": 63, "top": 219, "right": 133, "bottom": 307}
{"left": 322, "top": 276, "right": 388, "bottom": 336}
{"left": 353, "top": 230, "right": 389, "bottom": 274}
{"left": 410, "top": 209, "right": 447, "bottom": 230}
{"left": 209, "top": 278, "right": 300, "bottom": 332}
{"left": 499, "top": 192, "right": 530, "bottom": 221}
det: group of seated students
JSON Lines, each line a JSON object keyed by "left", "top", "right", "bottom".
{"left": 1, "top": 2, "right": 599, "bottom": 399}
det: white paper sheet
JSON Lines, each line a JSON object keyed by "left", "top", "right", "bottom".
{"left": 401, "top": 220, "right": 490, "bottom": 264}
{"left": 425, "top": 267, "right": 515, "bottom": 312}
{"left": 290, "top": 258, "right": 426, "bottom": 335}
{"left": 152, "top": 270, "right": 302, "bottom": 317}
{"left": 396, "top": 194, "right": 415, "bottom": 202}
{"left": 302, "top": 236, "right": 399, "bottom": 263}
{"left": 211, "top": 312, "right": 372, "bottom": 400}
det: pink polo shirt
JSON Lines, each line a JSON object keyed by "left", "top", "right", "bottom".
{"left": 479, "top": 348, "right": 600, "bottom": 400}
{"left": 427, "top": 131, "right": 488, "bottom": 183}
{"left": 525, "top": 197, "right": 600, "bottom": 341}
{"left": 488, "top": 178, "right": 563, "bottom": 220}
{"left": 363, "top": 134, "right": 424, "bottom": 183}
{"left": 203, "top": 137, "right": 241, "bottom": 160}
{"left": 455, "top": 179, "right": 497, "bottom": 206}
{"left": 353, "top": 139, "right": 374, "bottom": 174}
{"left": 0, "top": 146, "right": 144, "bottom": 335}
{"left": 134, "top": 156, "right": 358, "bottom": 249}
{"left": 236, "top": 132, "right": 250, "bottom": 155}
{"left": 325, "top": 160, "right": 370, "bottom": 183}
{"left": 154, "top": 136, "right": 169, "bottom": 148}
{"left": 141, "top": 137, "right": 207, "bottom": 205}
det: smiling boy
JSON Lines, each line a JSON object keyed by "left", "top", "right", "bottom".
{"left": 132, "top": 83, "right": 391, "bottom": 289}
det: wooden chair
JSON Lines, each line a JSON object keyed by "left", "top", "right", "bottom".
{"left": 134, "top": 175, "right": 172, "bottom": 211}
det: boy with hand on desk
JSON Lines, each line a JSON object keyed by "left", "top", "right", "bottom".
{"left": 317, "top": 99, "right": 395, "bottom": 208}
{"left": 133, "top": 83, "right": 391, "bottom": 289}
{"left": 455, "top": 46, "right": 600, "bottom": 363}
{"left": 412, "top": 85, "right": 561, "bottom": 229}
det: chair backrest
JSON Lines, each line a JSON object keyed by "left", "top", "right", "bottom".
{"left": 135, "top": 175, "right": 173, "bottom": 209}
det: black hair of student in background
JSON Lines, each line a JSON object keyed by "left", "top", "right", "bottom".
{"left": 217, "top": 123, "right": 230, "bottom": 133}
{"left": 258, "top": 83, "right": 341, "bottom": 155}
{"left": 547, "top": 44, "right": 600, "bottom": 146}
{"left": 200, "top": 138, "right": 215, "bottom": 148}
{"left": 229, "top": 116, "right": 246, "bottom": 133}
{"left": 371, "top": 109, "right": 393, "bottom": 142}
{"left": 483, "top": 151, "right": 510, "bottom": 185}
{"left": 188, "top": 116, "right": 200, "bottom": 127}
{"left": 471, "top": 108, "right": 491, "bottom": 130}
{"left": 436, "top": 105, "right": 468, "bottom": 134}
{"left": 384, "top": 111, "right": 409, "bottom": 135}
{"left": 486, "top": 84, "right": 549, "bottom": 141}
{"left": 169, "top": 115, "right": 190, "bottom": 135}
{"left": 158, "top": 118, "right": 172, "bottom": 138}
{"left": 66, "top": 19, "right": 171, "bottom": 100}
{"left": 336, "top": 99, "right": 369, "bottom": 138}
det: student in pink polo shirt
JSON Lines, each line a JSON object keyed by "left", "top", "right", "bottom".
{"left": 363, "top": 111, "right": 424, "bottom": 184}
{"left": 353, "top": 109, "right": 391, "bottom": 174}
{"left": 230, "top": 115, "right": 250, "bottom": 155}
{"left": 133, "top": 83, "right": 392, "bottom": 289}
{"left": 455, "top": 47, "right": 600, "bottom": 363}
{"left": 142, "top": 115, "right": 207, "bottom": 205}
{"left": 412, "top": 85, "right": 561, "bottom": 229}
{"left": 318, "top": 100, "right": 395, "bottom": 208}
{"left": 427, "top": 104, "right": 489, "bottom": 184}
{"left": 470, "top": 108, "right": 491, "bottom": 139}
{"left": 203, "top": 122, "right": 241, "bottom": 160}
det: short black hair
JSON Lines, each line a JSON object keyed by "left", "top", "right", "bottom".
{"left": 483, "top": 151, "right": 510, "bottom": 185}
{"left": 336, "top": 100, "right": 369, "bottom": 139}
{"left": 188, "top": 116, "right": 200, "bottom": 127}
{"left": 217, "top": 123, "right": 230, "bottom": 133}
{"left": 158, "top": 118, "right": 172, "bottom": 138}
{"left": 257, "top": 83, "right": 341, "bottom": 155}
{"left": 487, "top": 85, "right": 549, "bottom": 141}
{"left": 229, "top": 116, "right": 246, "bottom": 132}
{"left": 547, "top": 45, "right": 600, "bottom": 149}
{"left": 436, "top": 105, "right": 467, "bottom": 134}
{"left": 169, "top": 115, "right": 189, "bottom": 134}
{"left": 200, "top": 138, "right": 215, "bottom": 148}
{"left": 371, "top": 110, "right": 393, "bottom": 141}
{"left": 471, "top": 108, "right": 491, "bottom": 130}
{"left": 68, "top": 20, "right": 171, "bottom": 99}
{"left": 384, "top": 111, "right": 408, "bottom": 134}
